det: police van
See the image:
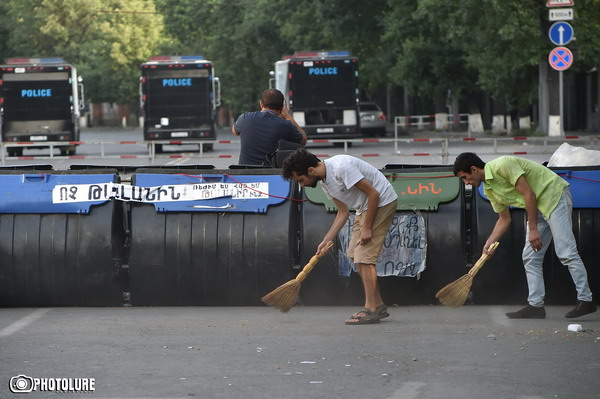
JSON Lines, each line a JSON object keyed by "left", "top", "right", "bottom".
{"left": 273, "top": 51, "right": 360, "bottom": 143}
{"left": 0, "top": 58, "right": 84, "bottom": 156}
{"left": 140, "top": 55, "right": 221, "bottom": 153}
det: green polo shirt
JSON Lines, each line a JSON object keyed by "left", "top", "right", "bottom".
{"left": 483, "top": 156, "right": 568, "bottom": 218}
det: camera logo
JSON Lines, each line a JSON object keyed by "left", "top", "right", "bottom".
{"left": 9, "top": 375, "right": 34, "bottom": 393}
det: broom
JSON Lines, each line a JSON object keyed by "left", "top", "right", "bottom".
{"left": 435, "top": 241, "right": 499, "bottom": 308}
{"left": 262, "top": 241, "right": 334, "bottom": 312}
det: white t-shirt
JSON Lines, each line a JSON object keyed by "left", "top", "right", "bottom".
{"left": 321, "top": 155, "right": 398, "bottom": 214}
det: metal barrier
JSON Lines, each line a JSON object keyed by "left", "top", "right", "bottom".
{"left": 394, "top": 114, "right": 469, "bottom": 131}
{"left": 2, "top": 135, "right": 600, "bottom": 165}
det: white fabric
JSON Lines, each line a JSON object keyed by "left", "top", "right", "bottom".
{"left": 321, "top": 155, "right": 398, "bottom": 214}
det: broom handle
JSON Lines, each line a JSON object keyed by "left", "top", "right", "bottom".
{"left": 468, "top": 241, "right": 499, "bottom": 277}
{"left": 295, "top": 241, "right": 334, "bottom": 282}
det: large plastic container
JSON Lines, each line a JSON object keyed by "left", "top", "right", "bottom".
{"left": 0, "top": 169, "right": 125, "bottom": 306}
{"left": 471, "top": 166, "right": 600, "bottom": 305}
{"left": 128, "top": 168, "right": 299, "bottom": 305}
{"left": 300, "top": 166, "right": 466, "bottom": 305}
{"left": 545, "top": 167, "right": 600, "bottom": 304}
{"left": 470, "top": 185, "right": 528, "bottom": 304}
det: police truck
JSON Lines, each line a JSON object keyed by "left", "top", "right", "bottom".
{"left": 273, "top": 51, "right": 360, "bottom": 143}
{"left": 140, "top": 55, "right": 221, "bottom": 153}
{"left": 0, "top": 58, "right": 84, "bottom": 157}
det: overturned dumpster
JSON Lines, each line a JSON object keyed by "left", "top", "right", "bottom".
{"left": 471, "top": 166, "right": 600, "bottom": 305}
{"left": 128, "top": 168, "right": 299, "bottom": 306}
{"left": 0, "top": 169, "right": 126, "bottom": 306}
{"left": 299, "top": 166, "right": 467, "bottom": 305}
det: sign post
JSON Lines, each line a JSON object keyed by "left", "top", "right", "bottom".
{"left": 549, "top": 47, "right": 573, "bottom": 136}
{"left": 546, "top": 1, "right": 574, "bottom": 136}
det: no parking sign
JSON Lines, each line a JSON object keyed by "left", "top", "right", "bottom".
{"left": 548, "top": 47, "right": 573, "bottom": 71}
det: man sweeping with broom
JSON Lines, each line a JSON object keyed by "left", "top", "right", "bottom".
{"left": 453, "top": 152, "right": 596, "bottom": 319}
{"left": 281, "top": 148, "right": 398, "bottom": 325}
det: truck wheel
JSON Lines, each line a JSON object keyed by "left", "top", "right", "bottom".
{"left": 60, "top": 146, "right": 76, "bottom": 156}
{"left": 7, "top": 148, "right": 23, "bottom": 157}
{"left": 334, "top": 142, "right": 352, "bottom": 148}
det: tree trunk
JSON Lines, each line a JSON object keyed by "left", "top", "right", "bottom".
{"left": 492, "top": 99, "right": 506, "bottom": 134}
{"left": 433, "top": 95, "right": 448, "bottom": 131}
{"left": 466, "top": 92, "right": 484, "bottom": 134}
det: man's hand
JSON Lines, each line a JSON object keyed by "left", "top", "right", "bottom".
{"left": 280, "top": 105, "right": 291, "bottom": 119}
{"left": 359, "top": 227, "right": 372, "bottom": 245}
{"left": 528, "top": 228, "right": 542, "bottom": 252}
{"left": 483, "top": 241, "right": 499, "bottom": 256}
{"left": 315, "top": 241, "right": 332, "bottom": 256}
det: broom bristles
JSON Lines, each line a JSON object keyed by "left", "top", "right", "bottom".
{"left": 262, "top": 241, "right": 334, "bottom": 313}
{"left": 261, "top": 279, "right": 301, "bottom": 313}
{"left": 435, "top": 274, "right": 474, "bottom": 308}
{"left": 435, "top": 242, "right": 499, "bottom": 308}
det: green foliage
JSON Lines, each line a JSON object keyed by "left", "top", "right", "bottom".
{"left": 570, "top": 0, "right": 600, "bottom": 72}
{"left": 1, "top": 0, "right": 166, "bottom": 104}
{"left": 0, "top": 0, "right": 597, "bottom": 113}
{"left": 157, "top": 0, "right": 390, "bottom": 113}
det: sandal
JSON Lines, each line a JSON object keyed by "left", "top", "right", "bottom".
{"left": 345, "top": 308, "right": 380, "bottom": 325}
{"left": 351, "top": 304, "right": 389, "bottom": 320}
{"left": 376, "top": 304, "right": 390, "bottom": 319}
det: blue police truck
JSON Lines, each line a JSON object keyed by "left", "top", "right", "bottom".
{"left": 273, "top": 51, "right": 360, "bottom": 142}
{"left": 0, "top": 58, "right": 84, "bottom": 157}
{"left": 140, "top": 55, "right": 221, "bottom": 153}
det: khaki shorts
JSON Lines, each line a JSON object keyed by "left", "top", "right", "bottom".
{"left": 347, "top": 200, "right": 397, "bottom": 265}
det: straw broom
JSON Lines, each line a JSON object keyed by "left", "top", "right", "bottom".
{"left": 262, "top": 241, "right": 334, "bottom": 312}
{"left": 435, "top": 241, "right": 499, "bottom": 308}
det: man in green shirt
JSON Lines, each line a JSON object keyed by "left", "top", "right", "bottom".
{"left": 453, "top": 153, "right": 596, "bottom": 319}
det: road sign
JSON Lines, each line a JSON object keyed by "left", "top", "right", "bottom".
{"left": 549, "top": 47, "right": 573, "bottom": 71}
{"left": 549, "top": 8, "right": 574, "bottom": 21}
{"left": 546, "top": 0, "right": 574, "bottom": 7}
{"left": 548, "top": 21, "right": 574, "bottom": 45}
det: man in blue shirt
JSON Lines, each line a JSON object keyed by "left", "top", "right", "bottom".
{"left": 232, "top": 89, "right": 307, "bottom": 165}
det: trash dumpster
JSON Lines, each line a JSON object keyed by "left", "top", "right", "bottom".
{"left": 545, "top": 167, "right": 600, "bottom": 304}
{"left": 300, "top": 166, "right": 466, "bottom": 305}
{"left": 0, "top": 169, "right": 125, "bottom": 306}
{"left": 128, "top": 168, "right": 299, "bottom": 306}
{"left": 470, "top": 185, "right": 528, "bottom": 304}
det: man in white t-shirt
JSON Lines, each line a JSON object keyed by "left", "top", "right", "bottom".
{"left": 282, "top": 148, "right": 398, "bottom": 325}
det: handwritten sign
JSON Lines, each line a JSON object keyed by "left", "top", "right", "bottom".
{"left": 338, "top": 213, "right": 427, "bottom": 277}
{"left": 52, "top": 182, "right": 269, "bottom": 204}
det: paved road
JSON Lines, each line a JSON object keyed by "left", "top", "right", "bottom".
{"left": 1, "top": 306, "right": 598, "bottom": 398}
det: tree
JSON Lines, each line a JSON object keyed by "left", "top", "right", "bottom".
{"left": 2, "top": 0, "right": 167, "bottom": 104}
{"left": 156, "top": 0, "right": 392, "bottom": 113}
{"left": 569, "top": 0, "right": 600, "bottom": 73}
{"left": 277, "top": 0, "right": 391, "bottom": 98}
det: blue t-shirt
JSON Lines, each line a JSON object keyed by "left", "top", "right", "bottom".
{"left": 233, "top": 111, "right": 303, "bottom": 165}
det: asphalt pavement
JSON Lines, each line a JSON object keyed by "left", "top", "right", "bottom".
{"left": 1, "top": 305, "right": 599, "bottom": 398}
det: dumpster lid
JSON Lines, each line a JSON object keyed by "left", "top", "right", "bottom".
{"left": 305, "top": 170, "right": 460, "bottom": 211}
{"left": 132, "top": 171, "right": 293, "bottom": 213}
{"left": 477, "top": 168, "right": 600, "bottom": 209}
{"left": 0, "top": 171, "right": 119, "bottom": 214}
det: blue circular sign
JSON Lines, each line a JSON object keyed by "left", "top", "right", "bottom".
{"left": 549, "top": 47, "right": 573, "bottom": 71}
{"left": 548, "top": 21, "right": 574, "bottom": 46}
